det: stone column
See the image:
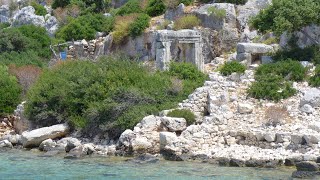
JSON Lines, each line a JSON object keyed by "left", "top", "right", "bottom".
{"left": 194, "top": 42, "right": 204, "bottom": 72}
{"left": 156, "top": 41, "right": 171, "bottom": 71}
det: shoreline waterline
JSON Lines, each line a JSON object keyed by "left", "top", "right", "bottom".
{"left": 0, "top": 149, "right": 294, "bottom": 179}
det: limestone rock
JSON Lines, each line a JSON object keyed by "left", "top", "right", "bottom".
{"left": 0, "top": 5, "right": 9, "bottom": 23}
{"left": 159, "top": 132, "right": 178, "bottom": 149}
{"left": 300, "top": 88, "right": 320, "bottom": 108}
{"left": 193, "top": 3, "right": 237, "bottom": 30}
{"left": 21, "top": 124, "right": 69, "bottom": 148}
{"left": 12, "top": 6, "right": 45, "bottom": 27}
{"left": 0, "top": 140, "right": 13, "bottom": 148}
{"left": 65, "top": 137, "right": 82, "bottom": 152}
{"left": 161, "top": 117, "right": 187, "bottom": 132}
{"left": 238, "top": 103, "right": 253, "bottom": 114}
{"left": 139, "top": 115, "right": 161, "bottom": 131}
{"left": 118, "top": 129, "right": 135, "bottom": 147}
{"left": 296, "top": 161, "right": 319, "bottom": 172}
{"left": 237, "top": 43, "right": 274, "bottom": 54}
{"left": 39, "top": 139, "right": 56, "bottom": 152}
{"left": 300, "top": 104, "right": 314, "bottom": 113}
{"left": 264, "top": 133, "right": 275, "bottom": 142}
{"left": 131, "top": 137, "right": 152, "bottom": 153}
{"left": 164, "top": 3, "right": 185, "bottom": 21}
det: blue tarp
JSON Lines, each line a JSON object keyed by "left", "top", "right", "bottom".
{"left": 60, "top": 51, "right": 67, "bottom": 60}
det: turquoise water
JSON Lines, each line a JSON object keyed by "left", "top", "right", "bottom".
{"left": 0, "top": 149, "right": 294, "bottom": 180}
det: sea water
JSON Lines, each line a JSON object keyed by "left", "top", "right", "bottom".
{"left": 0, "top": 149, "right": 294, "bottom": 180}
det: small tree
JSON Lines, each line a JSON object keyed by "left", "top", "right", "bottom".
{"left": 0, "top": 65, "right": 21, "bottom": 117}
{"left": 251, "top": 0, "right": 320, "bottom": 35}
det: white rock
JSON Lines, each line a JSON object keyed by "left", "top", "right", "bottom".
{"left": 161, "top": 117, "right": 187, "bottom": 132}
{"left": 300, "top": 88, "right": 320, "bottom": 108}
{"left": 21, "top": 124, "right": 69, "bottom": 148}
{"left": 159, "top": 132, "right": 178, "bottom": 149}
{"left": 39, "top": 139, "right": 56, "bottom": 151}
{"left": 238, "top": 103, "right": 253, "bottom": 114}
{"left": 300, "top": 104, "right": 314, "bottom": 113}
{"left": 264, "top": 133, "right": 275, "bottom": 142}
{"left": 0, "top": 140, "right": 13, "bottom": 148}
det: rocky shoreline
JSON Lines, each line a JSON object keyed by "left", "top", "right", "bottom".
{"left": 1, "top": 67, "right": 320, "bottom": 179}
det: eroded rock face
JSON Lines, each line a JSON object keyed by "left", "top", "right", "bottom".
{"left": 11, "top": 6, "right": 58, "bottom": 36}
{"left": 21, "top": 124, "right": 69, "bottom": 148}
{"left": 161, "top": 117, "right": 187, "bottom": 132}
{"left": 164, "top": 3, "right": 185, "bottom": 21}
{"left": 300, "top": 88, "right": 320, "bottom": 108}
{"left": 0, "top": 5, "right": 9, "bottom": 23}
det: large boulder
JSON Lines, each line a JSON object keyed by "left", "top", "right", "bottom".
{"left": 164, "top": 3, "right": 185, "bottom": 21}
{"left": 0, "top": 140, "right": 13, "bottom": 148}
{"left": 296, "top": 161, "right": 319, "bottom": 172}
{"left": 0, "top": 5, "right": 9, "bottom": 23}
{"left": 159, "top": 132, "right": 178, "bottom": 149}
{"left": 161, "top": 117, "right": 187, "bottom": 132}
{"left": 21, "top": 124, "right": 69, "bottom": 148}
{"left": 12, "top": 6, "right": 45, "bottom": 27}
{"left": 39, "top": 139, "right": 56, "bottom": 152}
{"left": 193, "top": 3, "right": 237, "bottom": 30}
{"left": 237, "top": 43, "right": 274, "bottom": 54}
{"left": 300, "top": 88, "right": 320, "bottom": 108}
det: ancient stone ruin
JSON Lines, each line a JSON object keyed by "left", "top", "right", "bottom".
{"left": 236, "top": 43, "right": 275, "bottom": 65}
{"left": 156, "top": 30, "right": 204, "bottom": 72}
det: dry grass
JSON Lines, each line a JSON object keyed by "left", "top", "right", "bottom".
{"left": 263, "top": 105, "right": 292, "bottom": 126}
{"left": 112, "top": 15, "right": 137, "bottom": 44}
{"left": 174, "top": 15, "right": 200, "bottom": 30}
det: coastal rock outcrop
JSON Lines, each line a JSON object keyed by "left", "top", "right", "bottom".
{"left": 21, "top": 124, "right": 69, "bottom": 148}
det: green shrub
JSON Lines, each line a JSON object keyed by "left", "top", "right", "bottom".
{"left": 31, "top": 2, "right": 47, "bottom": 16}
{"left": 56, "top": 14, "right": 114, "bottom": 41}
{"left": 251, "top": 0, "right": 320, "bottom": 35}
{"left": 255, "top": 59, "right": 306, "bottom": 82}
{"left": 167, "top": 109, "right": 196, "bottom": 125}
{"left": 248, "top": 74, "right": 296, "bottom": 101}
{"left": 146, "top": 0, "right": 166, "bottom": 17}
{"left": 52, "top": 0, "right": 70, "bottom": 9}
{"left": 0, "top": 50, "right": 45, "bottom": 67}
{"left": 0, "top": 22, "right": 10, "bottom": 29}
{"left": 129, "top": 13, "right": 150, "bottom": 37}
{"left": 215, "top": 0, "right": 248, "bottom": 5}
{"left": 309, "top": 65, "right": 320, "bottom": 87}
{"left": 220, "top": 61, "right": 246, "bottom": 76}
{"left": 115, "top": 0, "right": 143, "bottom": 16}
{"left": 0, "top": 65, "right": 21, "bottom": 116}
{"left": 174, "top": 15, "right": 200, "bottom": 30}
{"left": 273, "top": 45, "right": 320, "bottom": 65}
{"left": 0, "top": 25, "right": 51, "bottom": 59}
{"left": 207, "top": 6, "right": 226, "bottom": 19}
{"left": 26, "top": 56, "right": 206, "bottom": 138}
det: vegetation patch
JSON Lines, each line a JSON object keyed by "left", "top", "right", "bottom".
{"left": 220, "top": 61, "right": 246, "bottom": 76}
{"left": 174, "top": 15, "right": 200, "bottom": 30}
{"left": 25, "top": 56, "right": 207, "bottom": 139}
{"left": 167, "top": 109, "right": 196, "bottom": 125}
{"left": 309, "top": 65, "right": 320, "bottom": 87}
{"left": 0, "top": 65, "right": 21, "bottom": 117}
{"left": 207, "top": 6, "right": 226, "bottom": 19}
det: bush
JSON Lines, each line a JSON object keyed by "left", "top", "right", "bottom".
{"left": 220, "top": 61, "right": 246, "bottom": 76}
{"left": 56, "top": 14, "right": 114, "bottom": 41}
{"left": 273, "top": 45, "right": 320, "bottom": 65}
{"left": 115, "top": 0, "right": 143, "bottom": 16}
{"left": 112, "top": 15, "right": 136, "bottom": 44}
{"left": 255, "top": 59, "right": 306, "bottom": 82}
{"left": 0, "top": 65, "right": 21, "bottom": 117}
{"left": 248, "top": 74, "right": 296, "bottom": 101}
{"left": 167, "top": 109, "right": 196, "bottom": 125}
{"left": 309, "top": 65, "right": 320, "bottom": 87}
{"left": 52, "top": 0, "right": 70, "bottom": 9}
{"left": 0, "top": 50, "right": 45, "bottom": 67}
{"left": 215, "top": 0, "right": 248, "bottom": 5}
{"left": 251, "top": 0, "right": 320, "bottom": 35}
{"left": 25, "top": 56, "right": 206, "bottom": 138}
{"left": 129, "top": 13, "right": 150, "bottom": 37}
{"left": 145, "top": 0, "right": 166, "bottom": 17}
{"left": 31, "top": 2, "right": 47, "bottom": 16}
{"left": 0, "top": 22, "right": 10, "bottom": 29}
{"left": 174, "top": 15, "right": 200, "bottom": 30}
